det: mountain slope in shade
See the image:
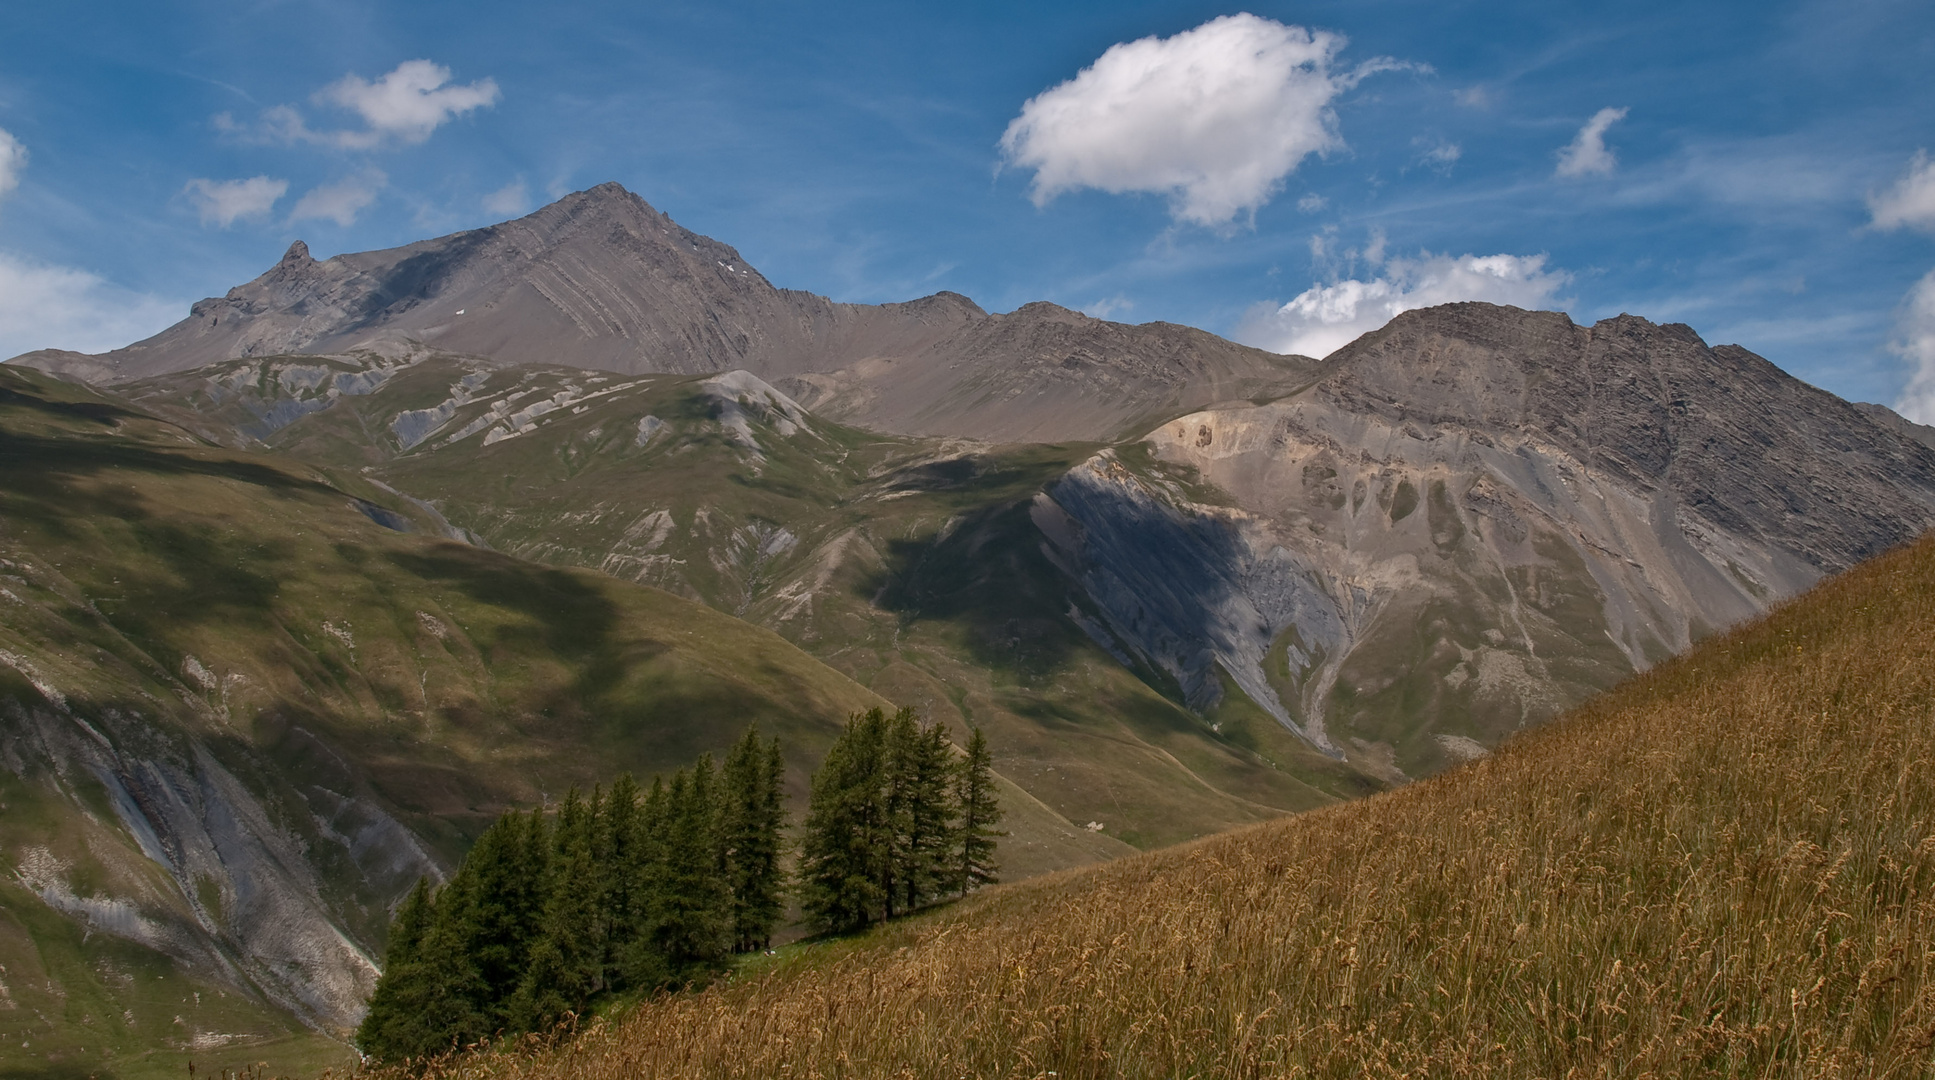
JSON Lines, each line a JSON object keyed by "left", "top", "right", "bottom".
{"left": 8, "top": 183, "right": 1309, "bottom": 442}
{"left": 0, "top": 364, "right": 1127, "bottom": 1071}
{"left": 1037, "top": 303, "right": 1935, "bottom": 777}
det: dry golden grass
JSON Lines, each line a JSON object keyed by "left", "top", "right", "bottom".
{"left": 383, "top": 533, "right": 1935, "bottom": 1079}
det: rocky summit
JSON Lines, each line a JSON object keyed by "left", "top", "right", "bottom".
{"left": 5, "top": 183, "right": 1935, "bottom": 1066}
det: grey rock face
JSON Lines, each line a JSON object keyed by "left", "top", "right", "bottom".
{"left": 2, "top": 693, "right": 439, "bottom": 1033}
{"left": 1041, "top": 304, "right": 1935, "bottom": 775}
{"left": 9, "top": 184, "right": 1310, "bottom": 443}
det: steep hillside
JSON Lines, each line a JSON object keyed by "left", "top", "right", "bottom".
{"left": 1037, "top": 304, "right": 1935, "bottom": 777}
{"left": 0, "top": 366, "right": 1122, "bottom": 1075}
{"left": 9, "top": 184, "right": 1309, "bottom": 443}
{"left": 107, "top": 350, "right": 1371, "bottom": 850}
{"left": 404, "top": 525, "right": 1935, "bottom": 1080}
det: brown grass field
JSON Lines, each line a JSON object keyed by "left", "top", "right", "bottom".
{"left": 369, "top": 532, "right": 1935, "bottom": 1079}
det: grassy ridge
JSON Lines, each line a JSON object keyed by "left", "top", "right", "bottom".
{"left": 0, "top": 365, "right": 1121, "bottom": 1075}
{"left": 404, "top": 531, "right": 1935, "bottom": 1078}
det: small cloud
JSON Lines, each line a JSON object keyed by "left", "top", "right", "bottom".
{"left": 1296, "top": 193, "right": 1327, "bottom": 213}
{"left": 1891, "top": 269, "right": 1935, "bottom": 424}
{"left": 225, "top": 60, "right": 498, "bottom": 150}
{"left": 0, "top": 128, "right": 24, "bottom": 201}
{"left": 998, "top": 13, "right": 1406, "bottom": 229}
{"left": 0, "top": 252, "right": 182, "bottom": 358}
{"left": 481, "top": 179, "right": 529, "bottom": 217}
{"left": 1083, "top": 295, "right": 1134, "bottom": 320}
{"left": 183, "top": 175, "right": 288, "bottom": 227}
{"left": 1236, "top": 251, "right": 1570, "bottom": 358}
{"left": 320, "top": 60, "right": 499, "bottom": 147}
{"left": 290, "top": 170, "right": 386, "bottom": 226}
{"left": 1454, "top": 85, "right": 1494, "bottom": 109}
{"left": 1556, "top": 106, "right": 1629, "bottom": 179}
{"left": 1415, "top": 138, "right": 1462, "bottom": 170}
{"left": 1869, "top": 150, "right": 1935, "bottom": 233}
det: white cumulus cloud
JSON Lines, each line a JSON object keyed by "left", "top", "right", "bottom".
{"left": 1891, "top": 269, "right": 1935, "bottom": 424}
{"left": 183, "top": 175, "right": 288, "bottom": 227}
{"left": 1556, "top": 106, "right": 1629, "bottom": 179}
{"left": 290, "top": 170, "right": 386, "bottom": 226}
{"left": 0, "top": 128, "right": 24, "bottom": 201}
{"left": 225, "top": 60, "right": 498, "bottom": 150}
{"left": 482, "top": 179, "right": 529, "bottom": 217}
{"left": 320, "top": 60, "right": 499, "bottom": 147}
{"left": 0, "top": 252, "right": 182, "bottom": 359}
{"left": 1236, "top": 252, "right": 1571, "bottom": 358}
{"left": 1870, "top": 150, "right": 1935, "bottom": 233}
{"left": 999, "top": 14, "right": 1399, "bottom": 228}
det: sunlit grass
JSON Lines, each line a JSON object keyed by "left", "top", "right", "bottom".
{"left": 382, "top": 531, "right": 1935, "bottom": 1078}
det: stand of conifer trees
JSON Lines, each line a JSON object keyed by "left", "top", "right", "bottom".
{"left": 356, "top": 727, "right": 786, "bottom": 1063}
{"left": 799, "top": 708, "right": 1005, "bottom": 933}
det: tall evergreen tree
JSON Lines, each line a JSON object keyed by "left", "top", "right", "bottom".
{"left": 462, "top": 811, "right": 551, "bottom": 1026}
{"left": 355, "top": 877, "right": 436, "bottom": 1060}
{"left": 399, "top": 864, "right": 492, "bottom": 1057}
{"left": 721, "top": 727, "right": 787, "bottom": 952}
{"left": 800, "top": 708, "right": 891, "bottom": 932}
{"left": 510, "top": 789, "right": 604, "bottom": 1032}
{"left": 652, "top": 762, "right": 730, "bottom": 969}
{"left": 955, "top": 726, "right": 1005, "bottom": 895}
{"left": 902, "top": 720, "right": 958, "bottom": 910}
{"left": 598, "top": 773, "right": 643, "bottom": 989}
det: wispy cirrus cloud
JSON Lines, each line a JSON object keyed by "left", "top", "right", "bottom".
{"left": 0, "top": 253, "right": 181, "bottom": 359}
{"left": 183, "top": 175, "right": 288, "bottom": 227}
{"left": 1556, "top": 106, "right": 1628, "bottom": 179}
{"left": 0, "top": 132, "right": 179, "bottom": 358}
{"left": 220, "top": 60, "right": 499, "bottom": 151}
{"left": 999, "top": 14, "right": 1409, "bottom": 229}
{"left": 482, "top": 179, "right": 529, "bottom": 217}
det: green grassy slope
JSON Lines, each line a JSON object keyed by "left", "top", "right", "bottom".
{"left": 119, "top": 353, "right": 1372, "bottom": 850}
{"left": 0, "top": 365, "right": 1120, "bottom": 1076}
{"left": 420, "top": 524, "right": 1935, "bottom": 1080}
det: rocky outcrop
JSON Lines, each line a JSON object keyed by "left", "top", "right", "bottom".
{"left": 1, "top": 690, "right": 438, "bottom": 1033}
{"left": 1039, "top": 304, "right": 1935, "bottom": 775}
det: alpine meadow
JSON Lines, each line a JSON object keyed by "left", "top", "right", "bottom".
{"left": 3, "top": 3, "right": 1935, "bottom": 1078}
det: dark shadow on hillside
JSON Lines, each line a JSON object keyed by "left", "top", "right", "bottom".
{"left": 387, "top": 546, "right": 621, "bottom": 666}
{"left": 862, "top": 499, "right": 1084, "bottom": 680}
{"left": 0, "top": 431, "right": 330, "bottom": 496}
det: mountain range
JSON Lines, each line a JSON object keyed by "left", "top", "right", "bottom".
{"left": 6, "top": 182, "right": 1935, "bottom": 1074}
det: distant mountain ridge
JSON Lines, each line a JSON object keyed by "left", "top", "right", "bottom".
{"left": 10, "top": 183, "right": 1309, "bottom": 442}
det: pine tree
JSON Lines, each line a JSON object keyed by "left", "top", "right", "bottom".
{"left": 652, "top": 761, "right": 730, "bottom": 970}
{"left": 801, "top": 708, "right": 891, "bottom": 932}
{"left": 598, "top": 773, "right": 643, "bottom": 990}
{"left": 355, "top": 877, "right": 436, "bottom": 1060}
{"left": 903, "top": 719, "right": 958, "bottom": 910}
{"left": 510, "top": 789, "right": 604, "bottom": 1033}
{"left": 397, "top": 865, "right": 492, "bottom": 1057}
{"left": 462, "top": 811, "right": 550, "bottom": 1027}
{"left": 955, "top": 726, "right": 1005, "bottom": 895}
{"left": 618, "top": 776, "right": 674, "bottom": 989}
{"left": 721, "top": 728, "right": 787, "bottom": 952}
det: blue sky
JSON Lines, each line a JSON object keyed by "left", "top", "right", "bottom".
{"left": 3, "top": 0, "right": 1934, "bottom": 416}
